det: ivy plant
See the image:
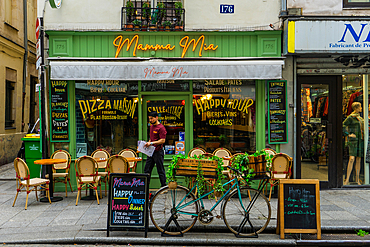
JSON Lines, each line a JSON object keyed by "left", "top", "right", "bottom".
{"left": 166, "top": 153, "right": 187, "bottom": 183}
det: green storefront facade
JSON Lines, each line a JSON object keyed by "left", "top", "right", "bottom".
{"left": 46, "top": 31, "right": 284, "bottom": 190}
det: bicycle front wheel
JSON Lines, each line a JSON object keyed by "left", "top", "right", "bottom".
{"left": 149, "top": 185, "right": 199, "bottom": 235}
{"left": 222, "top": 187, "right": 271, "bottom": 236}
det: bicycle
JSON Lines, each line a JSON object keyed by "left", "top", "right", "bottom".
{"left": 149, "top": 167, "right": 271, "bottom": 237}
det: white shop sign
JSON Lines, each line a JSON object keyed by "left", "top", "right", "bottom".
{"left": 286, "top": 20, "right": 370, "bottom": 53}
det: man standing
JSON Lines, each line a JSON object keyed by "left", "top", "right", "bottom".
{"left": 144, "top": 111, "right": 167, "bottom": 187}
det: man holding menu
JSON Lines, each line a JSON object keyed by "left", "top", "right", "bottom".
{"left": 144, "top": 111, "right": 167, "bottom": 187}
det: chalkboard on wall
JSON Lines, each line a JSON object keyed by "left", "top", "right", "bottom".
{"left": 268, "top": 80, "right": 288, "bottom": 144}
{"left": 278, "top": 179, "right": 321, "bottom": 240}
{"left": 50, "top": 80, "right": 69, "bottom": 142}
{"left": 107, "top": 173, "right": 149, "bottom": 237}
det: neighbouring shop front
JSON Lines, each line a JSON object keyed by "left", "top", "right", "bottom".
{"left": 46, "top": 31, "right": 284, "bottom": 189}
{"left": 285, "top": 18, "right": 370, "bottom": 188}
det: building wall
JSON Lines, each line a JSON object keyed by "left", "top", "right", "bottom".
{"left": 41, "top": 0, "right": 282, "bottom": 31}
{"left": 0, "top": 0, "right": 39, "bottom": 165}
{"left": 288, "top": 0, "right": 370, "bottom": 15}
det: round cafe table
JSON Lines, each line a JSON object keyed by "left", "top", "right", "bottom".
{"left": 34, "top": 159, "right": 67, "bottom": 202}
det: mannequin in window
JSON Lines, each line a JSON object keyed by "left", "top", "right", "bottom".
{"left": 343, "top": 102, "right": 364, "bottom": 185}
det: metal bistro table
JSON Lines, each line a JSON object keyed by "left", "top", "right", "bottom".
{"left": 81, "top": 156, "right": 142, "bottom": 200}
{"left": 34, "top": 158, "right": 67, "bottom": 202}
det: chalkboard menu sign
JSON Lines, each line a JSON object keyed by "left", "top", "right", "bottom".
{"left": 107, "top": 173, "right": 149, "bottom": 237}
{"left": 268, "top": 80, "right": 288, "bottom": 144}
{"left": 50, "top": 81, "right": 69, "bottom": 142}
{"left": 278, "top": 179, "right": 321, "bottom": 240}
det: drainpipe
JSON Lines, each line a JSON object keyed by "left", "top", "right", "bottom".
{"left": 280, "top": 0, "right": 288, "bottom": 17}
{"left": 22, "top": 0, "right": 28, "bottom": 132}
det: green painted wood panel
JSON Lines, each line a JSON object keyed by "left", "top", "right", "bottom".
{"left": 47, "top": 31, "right": 281, "bottom": 58}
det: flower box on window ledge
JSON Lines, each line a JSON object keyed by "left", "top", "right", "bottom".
{"left": 121, "top": 4, "right": 185, "bottom": 31}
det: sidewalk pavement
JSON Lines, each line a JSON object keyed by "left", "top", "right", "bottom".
{"left": 1, "top": 162, "right": 370, "bottom": 246}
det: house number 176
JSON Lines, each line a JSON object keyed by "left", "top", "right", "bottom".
{"left": 220, "top": 4, "right": 234, "bottom": 14}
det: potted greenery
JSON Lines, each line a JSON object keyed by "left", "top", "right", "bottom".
{"left": 166, "top": 153, "right": 187, "bottom": 189}
{"left": 132, "top": 19, "right": 141, "bottom": 30}
{"left": 163, "top": 20, "right": 172, "bottom": 31}
{"left": 126, "top": 0, "right": 135, "bottom": 24}
{"left": 174, "top": 1, "right": 183, "bottom": 18}
{"left": 156, "top": 2, "right": 166, "bottom": 26}
{"left": 142, "top": 2, "right": 151, "bottom": 25}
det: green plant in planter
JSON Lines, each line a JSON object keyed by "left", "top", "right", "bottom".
{"left": 155, "top": 2, "right": 166, "bottom": 25}
{"left": 260, "top": 150, "right": 273, "bottom": 171}
{"left": 230, "top": 153, "right": 255, "bottom": 184}
{"left": 218, "top": 134, "right": 227, "bottom": 145}
{"left": 174, "top": 1, "right": 183, "bottom": 17}
{"left": 132, "top": 19, "right": 142, "bottom": 26}
{"left": 194, "top": 137, "right": 205, "bottom": 147}
{"left": 142, "top": 2, "right": 151, "bottom": 23}
{"left": 208, "top": 155, "right": 225, "bottom": 193}
{"left": 126, "top": 1, "right": 135, "bottom": 23}
{"left": 166, "top": 153, "right": 188, "bottom": 183}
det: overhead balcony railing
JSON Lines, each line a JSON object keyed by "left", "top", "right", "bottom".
{"left": 121, "top": 6, "right": 185, "bottom": 31}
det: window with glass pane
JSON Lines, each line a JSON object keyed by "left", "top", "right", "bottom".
{"left": 342, "top": 75, "right": 365, "bottom": 185}
{"left": 147, "top": 100, "right": 185, "bottom": 155}
{"left": 193, "top": 80, "right": 256, "bottom": 154}
{"left": 75, "top": 81, "right": 138, "bottom": 157}
{"left": 5, "top": 80, "right": 15, "bottom": 128}
{"left": 344, "top": 0, "right": 370, "bottom": 7}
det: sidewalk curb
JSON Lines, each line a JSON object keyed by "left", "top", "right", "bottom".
{"left": 1, "top": 237, "right": 297, "bottom": 246}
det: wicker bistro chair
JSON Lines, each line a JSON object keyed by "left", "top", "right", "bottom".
{"left": 118, "top": 148, "right": 138, "bottom": 173}
{"left": 213, "top": 148, "right": 232, "bottom": 168}
{"left": 268, "top": 153, "right": 292, "bottom": 201}
{"left": 51, "top": 150, "right": 73, "bottom": 197}
{"left": 75, "top": 156, "right": 101, "bottom": 205}
{"left": 91, "top": 149, "right": 110, "bottom": 197}
{"left": 263, "top": 148, "right": 277, "bottom": 157}
{"left": 188, "top": 147, "right": 206, "bottom": 157}
{"left": 108, "top": 155, "right": 129, "bottom": 174}
{"left": 13, "top": 158, "right": 51, "bottom": 210}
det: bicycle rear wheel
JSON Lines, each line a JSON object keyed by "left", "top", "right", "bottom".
{"left": 149, "top": 185, "right": 199, "bottom": 235}
{"left": 222, "top": 187, "right": 271, "bottom": 237}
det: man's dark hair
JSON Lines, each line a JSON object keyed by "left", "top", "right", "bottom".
{"left": 148, "top": 111, "right": 158, "bottom": 117}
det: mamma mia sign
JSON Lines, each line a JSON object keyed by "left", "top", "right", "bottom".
{"left": 287, "top": 20, "right": 370, "bottom": 53}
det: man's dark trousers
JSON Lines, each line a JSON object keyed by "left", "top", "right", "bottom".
{"left": 144, "top": 149, "right": 166, "bottom": 187}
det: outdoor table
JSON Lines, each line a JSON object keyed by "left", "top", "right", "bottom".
{"left": 34, "top": 158, "right": 67, "bottom": 202}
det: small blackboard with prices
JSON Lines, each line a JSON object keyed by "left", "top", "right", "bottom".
{"left": 107, "top": 173, "right": 149, "bottom": 237}
{"left": 50, "top": 80, "right": 69, "bottom": 142}
{"left": 267, "top": 80, "right": 288, "bottom": 144}
{"left": 278, "top": 179, "right": 321, "bottom": 239}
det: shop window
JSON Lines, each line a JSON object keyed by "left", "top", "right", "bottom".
{"left": 75, "top": 80, "right": 138, "bottom": 156}
{"left": 343, "top": 0, "right": 370, "bottom": 8}
{"left": 342, "top": 75, "right": 365, "bottom": 185}
{"left": 193, "top": 80, "right": 256, "bottom": 154}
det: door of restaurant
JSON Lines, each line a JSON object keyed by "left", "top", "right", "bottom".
{"left": 297, "top": 75, "right": 342, "bottom": 189}
{"left": 142, "top": 95, "right": 192, "bottom": 189}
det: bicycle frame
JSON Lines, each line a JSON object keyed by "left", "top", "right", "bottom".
{"left": 174, "top": 176, "right": 268, "bottom": 218}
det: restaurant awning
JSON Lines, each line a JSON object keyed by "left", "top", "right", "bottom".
{"left": 49, "top": 58, "right": 284, "bottom": 81}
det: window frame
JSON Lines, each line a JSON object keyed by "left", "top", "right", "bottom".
{"left": 343, "top": 0, "right": 370, "bottom": 8}
{"left": 5, "top": 80, "right": 15, "bottom": 129}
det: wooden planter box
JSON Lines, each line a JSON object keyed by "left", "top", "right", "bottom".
{"left": 175, "top": 158, "right": 218, "bottom": 178}
{"left": 245, "top": 155, "right": 267, "bottom": 179}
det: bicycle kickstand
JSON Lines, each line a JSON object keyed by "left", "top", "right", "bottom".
{"left": 161, "top": 214, "right": 184, "bottom": 237}
{"left": 234, "top": 214, "right": 258, "bottom": 238}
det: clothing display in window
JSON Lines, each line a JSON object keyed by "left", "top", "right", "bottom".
{"left": 343, "top": 112, "right": 364, "bottom": 157}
